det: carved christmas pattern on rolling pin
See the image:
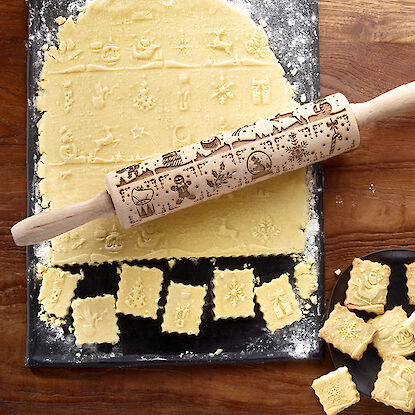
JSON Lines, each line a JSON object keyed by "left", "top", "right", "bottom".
{"left": 107, "top": 93, "right": 359, "bottom": 228}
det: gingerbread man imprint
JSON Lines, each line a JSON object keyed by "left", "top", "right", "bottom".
{"left": 171, "top": 174, "right": 196, "bottom": 204}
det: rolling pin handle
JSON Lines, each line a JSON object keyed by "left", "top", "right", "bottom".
{"left": 351, "top": 80, "right": 415, "bottom": 128}
{"left": 10, "top": 190, "right": 115, "bottom": 246}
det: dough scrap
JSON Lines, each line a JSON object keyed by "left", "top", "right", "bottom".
{"left": 406, "top": 263, "right": 415, "bottom": 305}
{"left": 255, "top": 273, "right": 302, "bottom": 332}
{"left": 294, "top": 260, "right": 318, "bottom": 300}
{"left": 71, "top": 294, "right": 119, "bottom": 346}
{"left": 369, "top": 306, "right": 415, "bottom": 359}
{"left": 372, "top": 355, "right": 415, "bottom": 413}
{"left": 116, "top": 264, "right": 163, "bottom": 318}
{"left": 344, "top": 258, "right": 390, "bottom": 314}
{"left": 36, "top": 0, "right": 309, "bottom": 265}
{"left": 212, "top": 268, "right": 255, "bottom": 319}
{"left": 161, "top": 282, "right": 207, "bottom": 335}
{"left": 318, "top": 303, "right": 375, "bottom": 360}
{"left": 38, "top": 267, "right": 83, "bottom": 318}
{"left": 311, "top": 366, "right": 360, "bottom": 415}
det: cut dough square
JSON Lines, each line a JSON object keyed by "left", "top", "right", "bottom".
{"left": 38, "top": 267, "right": 83, "bottom": 318}
{"left": 369, "top": 306, "right": 415, "bottom": 359}
{"left": 36, "top": 0, "right": 310, "bottom": 266}
{"left": 116, "top": 264, "right": 163, "bottom": 319}
{"left": 318, "top": 303, "right": 375, "bottom": 360}
{"left": 372, "top": 355, "right": 415, "bottom": 413}
{"left": 311, "top": 366, "right": 360, "bottom": 415}
{"left": 344, "top": 258, "right": 390, "bottom": 314}
{"left": 71, "top": 294, "right": 119, "bottom": 346}
{"left": 406, "top": 263, "right": 415, "bottom": 305}
{"left": 212, "top": 268, "right": 255, "bottom": 320}
{"left": 403, "top": 311, "right": 415, "bottom": 335}
{"left": 254, "top": 273, "right": 302, "bottom": 332}
{"left": 294, "top": 261, "right": 318, "bottom": 300}
{"left": 161, "top": 282, "right": 207, "bottom": 335}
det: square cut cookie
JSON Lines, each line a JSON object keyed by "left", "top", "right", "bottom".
{"left": 71, "top": 295, "right": 119, "bottom": 346}
{"left": 372, "top": 355, "right": 415, "bottom": 413}
{"left": 406, "top": 263, "right": 415, "bottom": 305}
{"left": 311, "top": 366, "right": 360, "bottom": 415}
{"left": 254, "top": 273, "right": 302, "bottom": 332}
{"left": 38, "top": 267, "right": 83, "bottom": 318}
{"left": 344, "top": 258, "right": 391, "bottom": 314}
{"left": 212, "top": 269, "right": 255, "bottom": 320}
{"left": 319, "top": 303, "right": 375, "bottom": 360}
{"left": 369, "top": 306, "right": 415, "bottom": 359}
{"left": 116, "top": 265, "right": 163, "bottom": 319}
{"left": 161, "top": 282, "right": 207, "bottom": 335}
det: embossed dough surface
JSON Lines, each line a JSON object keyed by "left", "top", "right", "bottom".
{"left": 37, "top": 0, "right": 309, "bottom": 264}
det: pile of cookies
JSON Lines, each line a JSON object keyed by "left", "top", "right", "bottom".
{"left": 312, "top": 259, "right": 415, "bottom": 414}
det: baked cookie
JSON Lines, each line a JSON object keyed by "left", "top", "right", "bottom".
{"left": 116, "top": 265, "right": 163, "bottom": 319}
{"left": 406, "top": 263, "right": 415, "bottom": 305}
{"left": 312, "top": 366, "right": 360, "bottom": 415}
{"left": 372, "top": 355, "right": 415, "bottom": 413}
{"left": 369, "top": 306, "right": 415, "bottom": 359}
{"left": 71, "top": 295, "right": 119, "bottom": 346}
{"left": 212, "top": 269, "right": 255, "bottom": 320}
{"left": 38, "top": 267, "right": 83, "bottom": 318}
{"left": 318, "top": 303, "right": 375, "bottom": 360}
{"left": 344, "top": 258, "right": 390, "bottom": 314}
{"left": 255, "top": 273, "right": 302, "bottom": 332}
{"left": 161, "top": 282, "right": 207, "bottom": 335}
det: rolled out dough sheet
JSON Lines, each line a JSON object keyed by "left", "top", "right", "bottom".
{"left": 37, "top": 0, "right": 309, "bottom": 265}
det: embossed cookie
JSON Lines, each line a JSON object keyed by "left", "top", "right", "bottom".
{"left": 161, "top": 282, "right": 207, "bottom": 335}
{"left": 311, "top": 366, "right": 360, "bottom": 415}
{"left": 344, "top": 258, "right": 391, "bottom": 314}
{"left": 71, "top": 295, "right": 119, "bottom": 346}
{"left": 212, "top": 269, "right": 255, "bottom": 320}
{"left": 369, "top": 306, "right": 415, "bottom": 359}
{"left": 318, "top": 303, "right": 375, "bottom": 360}
{"left": 38, "top": 267, "right": 83, "bottom": 318}
{"left": 406, "top": 262, "right": 415, "bottom": 305}
{"left": 116, "top": 264, "right": 163, "bottom": 319}
{"left": 372, "top": 355, "right": 415, "bottom": 413}
{"left": 254, "top": 273, "right": 302, "bottom": 332}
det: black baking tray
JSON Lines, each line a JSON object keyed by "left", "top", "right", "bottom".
{"left": 26, "top": 0, "right": 323, "bottom": 367}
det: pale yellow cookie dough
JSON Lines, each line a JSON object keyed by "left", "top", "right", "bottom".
{"left": 403, "top": 311, "right": 415, "bottom": 336}
{"left": 161, "top": 282, "right": 207, "bottom": 335}
{"left": 369, "top": 306, "right": 415, "bottom": 359}
{"left": 311, "top": 366, "right": 360, "bottom": 415}
{"left": 38, "top": 267, "right": 83, "bottom": 318}
{"left": 71, "top": 294, "right": 119, "bottom": 346}
{"left": 372, "top": 355, "right": 415, "bottom": 413}
{"left": 116, "top": 264, "right": 163, "bottom": 318}
{"left": 255, "top": 273, "right": 302, "bottom": 332}
{"left": 318, "top": 303, "right": 375, "bottom": 360}
{"left": 36, "top": 0, "right": 309, "bottom": 265}
{"left": 344, "top": 258, "right": 390, "bottom": 314}
{"left": 294, "top": 260, "right": 318, "bottom": 300}
{"left": 406, "top": 263, "right": 415, "bottom": 305}
{"left": 212, "top": 268, "right": 255, "bottom": 319}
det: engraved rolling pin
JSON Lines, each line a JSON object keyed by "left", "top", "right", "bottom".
{"left": 11, "top": 81, "right": 415, "bottom": 246}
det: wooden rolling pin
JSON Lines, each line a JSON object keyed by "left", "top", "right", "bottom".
{"left": 11, "top": 81, "right": 415, "bottom": 246}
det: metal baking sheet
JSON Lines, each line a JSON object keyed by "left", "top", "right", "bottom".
{"left": 26, "top": 0, "right": 323, "bottom": 367}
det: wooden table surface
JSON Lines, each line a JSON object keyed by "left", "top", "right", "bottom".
{"left": 1, "top": 0, "right": 415, "bottom": 414}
